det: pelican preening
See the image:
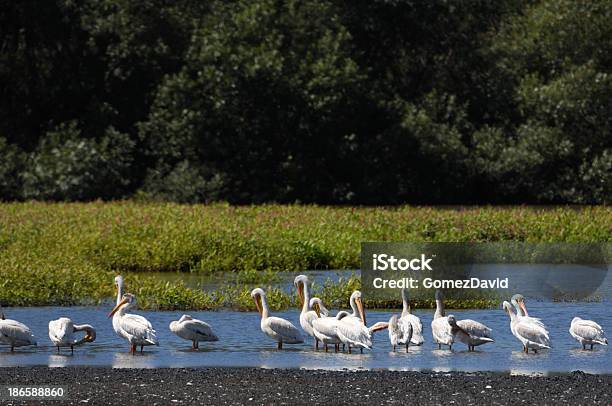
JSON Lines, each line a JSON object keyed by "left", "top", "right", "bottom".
{"left": 169, "top": 315, "right": 218, "bottom": 349}
{"left": 448, "top": 315, "right": 494, "bottom": 351}
{"left": 0, "top": 306, "right": 36, "bottom": 352}
{"left": 108, "top": 293, "right": 159, "bottom": 354}
{"left": 400, "top": 288, "right": 424, "bottom": 346}
{"left": 251, "top": 288, "right": 304, "bottom": 349}
{"left": 569, "top": 317, "right": 607, "bottom": 350}
{"left": 48, "top": 318, "right": 96, "bottom": 354}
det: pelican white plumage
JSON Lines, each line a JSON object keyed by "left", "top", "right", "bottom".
{"left": 113, "top": 275, "right": 124, "bottom": 338}
{"left": 309, "top": 298, "right": 330, "bottom": 318}
{"left": 447, "top": 315, "right": 493, "bottom": 351}
{"left": 399, "top": 288, "right": 424, "bottom": 346}
{"left": 108, "top": 293, "right": 159, "bottom": 354}
{"left": 389, "top": 314, "right": 412, "bottom": 352}
{"left": 295, "top": 275, "right": 320, "bottom": 349}
{"left": 431, "top": 290, "right": 453, "bottom": 349}
{"left": 251, "top": 288, "right": 303, "bottom": 349}
{"left": 336, "top": 291, "right": 388, "bottom": 353}
{"left": 48, "top": 317, "right": 96, "bottom": 353}
{"left": 0, "top": 306, "right": 36, "bottom": 352}
{"left": 569, "top": 317, "right": 608, "bottom": 350}
{"left": 311, "top": 311, "right": 345, "bottom": 352}
{"left": 503, "top": 301, "right": 550, "bottom": 353}
{"left": 169, "top": 315, "right": 218, "bottom": 349}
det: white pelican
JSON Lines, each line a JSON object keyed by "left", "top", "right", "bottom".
{"left": 48, "top": 317, "right": 96, "bottom": 353}
{"left": 169, "top": 315, "right": 218, "bottom": 349}
{"left": 503, "top": 301, "right": 550, "bottom": 353}
{"left": 251, "top": 288, "right": 303, "bottom": 349}
{"left": 399, "top": 288, "right": 424, "bottom": 346}
{"left": 113, "top": 275, "right": 124, "bottom": 341}
{"left": 510, "top": 294, "right": 546, "bottom": 326}
{"left": 309, "top": 298, "right": 330, "bottom": 318}
{"left": 0, "top": 306, "right": 36, "bottom": 351}
{"left": 295, "top": 275, "right": 320, "bottom": 349}
{"left": 311, "top": 311, "right": 345, "bottom": 352}
{"left": 389, "top": 314, "right": 412, "bottom": 352}
{"left": 447, "top": 315, "right": 494, "bottom": 351}
{"left": 108, "top": 293, "right": 159, "bottom": 354}
{"left": 569, "top": 317, "right": 608, "bottom": 350}
{"left": 431, "top": 290, "right": 453, "bottom": 349}
{"left": 335, "top": 291, "right": 387, "bottom": 353}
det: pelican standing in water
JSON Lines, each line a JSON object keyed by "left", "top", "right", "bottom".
{"left": 295, "top": 275, "right": 320, "bottom": 349}
{"left": 503, "top": 301, "right": 550, "bottom": 353}
{"left": 431, "top": 290, "right": 453, "bottom": 349}
{"left": 169, "top": 315, "right": 218, "bottom": 349}
{"left": 49, "top": 318, "right": 96, "bottom": 354}
{"left": 399, "top": 288, "right": 424, "bottom": 346}
{"left": 0, "top": 306, "right": 36, "bottom": 352}
{"left": 312, "top": 311, "right": 345, "bottom": 352}
{"left": 389, "top": 314, "right": 412, "bottom": 352}
{"left": 251, "top": 288, "right": 303, "bottom": 349}
{"left": 336, "top": 291, "right": 387, "bottom": 353}
{"left": 569, "top": 317, "right": 608, "bottom": 350}
{"left": 447, "top": 315, "right": 493, "bottom": 351}
{"left": 108, "top": 293, "right": 159, "bottom": 354}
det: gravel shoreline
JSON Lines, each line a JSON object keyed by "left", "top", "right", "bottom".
{"left": 0, "top": 367, "right": 609, "bottom": 405}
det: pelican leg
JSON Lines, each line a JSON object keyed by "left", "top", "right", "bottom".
{"left": 449, "top": 344, "right": 452, "bottom": 351}
{"left": 590, "top": 344, "right": 593, "bottom": 350}
{"left": 71, "top": 345, "right": 74, "bottom": 355}
{"left": 277, "top": 341, "right": 283, "bottom": 350}
{"left": 10, "top": 346, "right": 14, "bottom": 352}
{"left": 57, "top": 346, "right": 60, "bottom": 354}
{"left": 405, "top": 344, "right": 409, "bottom": 353}
{"left": 438, "top": 343, "right": 441, "bottom": 350}
{"left": 533, "top": 349, "right": 538, "bottom": 354}
{"left": 130, "top": 344, "right": 137, "bottom": 354}
{"left": 348, "top": 346, "right": 352, "bottom": 354}
{"left": 393, "top": 345, "right": 396, "bottom": 351}
{"left": 192, "top": 340, "right": 197, "bottom": 349}
{"left": 334, "top": 344, "right": 338, "bottom": 352}
{"left": 324, "top": 344, "right": 328, "bottom": 353}
{"left": 360, "top": 348, "right": 363, "bottom": 354}
{"left": 140, "top": 344, "right": 144, "bottom": 353}
{"left": 582, "top": 344, "right": 586, "bottom": 350}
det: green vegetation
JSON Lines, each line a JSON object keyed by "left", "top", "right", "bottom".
{"left": 1, "top": 1, "right": 611, "bottom": 204}
{"left": 0, "top": 202, "right": 609, "bottom": 309}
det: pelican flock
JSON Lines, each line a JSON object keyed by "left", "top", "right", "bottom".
{"left": 0, "top": 274, "right": 607, "bottom": 359}
{"left": 48, "top": 317, "right": 96, "bottom": 353}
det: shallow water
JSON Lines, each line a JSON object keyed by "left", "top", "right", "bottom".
{"left": 0, "top": 302, "right": 609, "bottom": 374}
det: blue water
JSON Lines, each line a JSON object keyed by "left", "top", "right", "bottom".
{"left": 0, "top": 302, "right": 609, "bottom": 374}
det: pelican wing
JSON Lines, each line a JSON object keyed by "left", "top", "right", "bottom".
{"left": 515, "top": 319, "right": 550, "bottom": 347}
{"left": 181, "top": 318, "right": 218, "bottom": 341}
{"left": 457, "top": 319, "right": 492, "bottom": 338}
{"left": 571, "top": 320, "right": 606, "bottom": 342}
{"left": 404, "top": 314, "right": 424, "bottom": 345}
{"left": 266, "top": 317, "right": 303, "bottom": 343}
{"left": 431, "top": 317, "right": 453, "bottom": 345}
{"left": 48, "top": 318, "right": 72, "bottom": 343}
{"left": 337, "top": 319, "right": 371, "bottom": 349}
{"left": 120, "top": 314, "right": 158, "bottom": 345}
{"left": 0, "top": 319, "right": 36, "bottom": 346}
{"left": 303, "top": 310, "right": 319, "bottom": 329}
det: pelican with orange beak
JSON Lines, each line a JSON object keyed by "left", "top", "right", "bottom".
{"left": 295, "top": 275, "right": 320, "bottom": 349}
{"left": 251, "top": 288, "right": 303, "bottom": 349}
{"left": 108, "top": 293, "right": 159, "bottom": 354}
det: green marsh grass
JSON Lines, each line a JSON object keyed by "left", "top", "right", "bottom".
{"left": 0, "top": 202, "right": 610, "bottom": 309}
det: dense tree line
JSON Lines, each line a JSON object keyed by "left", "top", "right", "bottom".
{"left": 1, "top": 0, "right": 610, "bottom": 204}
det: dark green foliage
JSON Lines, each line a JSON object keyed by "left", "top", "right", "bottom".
{"left": 0, "top": 0, "right": 610, "bottom": 203}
